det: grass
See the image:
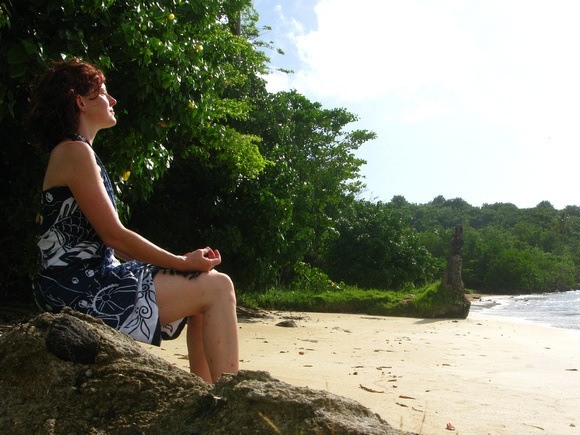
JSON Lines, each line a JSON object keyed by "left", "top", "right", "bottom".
{"left": 239, "top": 280, "right": 466, "bottom": 318}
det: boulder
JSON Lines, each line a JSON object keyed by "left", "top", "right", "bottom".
{"left": 0, "top": 309, "right": 402, "bottom": 434}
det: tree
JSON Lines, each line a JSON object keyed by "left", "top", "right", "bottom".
{"left": 322, "top": 200, "right": 435, "bottom": 290}
{"left": 0, "top": 0, "right": 267, "bottom": 294}
{"left": 391, "top": 197, "right": 580, "bottom": 293}
{"left": 129, "top": 90, "right": 375, "bottom": 291}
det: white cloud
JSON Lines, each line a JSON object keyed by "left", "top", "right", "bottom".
{"left": 285, "top": 0, "right": 580, "bottom": 127}
{"left": 290, "top": 0, "right": 484, "bottom": 103}
{"left": 400, "top": 100, "right": 456, "bottom": 124}
{"left": 262, "top": 70, "right": 291, "bottom": 93}
{"left": 258, "top": 0, "right": 580, "bottom": 207}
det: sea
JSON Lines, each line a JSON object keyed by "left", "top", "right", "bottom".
{"left": 470, "top": 289, "right": 580, "bottom": 332}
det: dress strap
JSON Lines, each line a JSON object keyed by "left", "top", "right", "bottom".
{"left": 69, "top": 134, "right": 92, "bottom": 146}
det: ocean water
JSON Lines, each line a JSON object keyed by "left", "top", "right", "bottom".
{"left": 470, "top": 289, "right": 580, "bottom": 331}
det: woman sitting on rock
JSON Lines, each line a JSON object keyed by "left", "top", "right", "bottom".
{"left": 29, "top": 58, "right": 238, "bottom": 383}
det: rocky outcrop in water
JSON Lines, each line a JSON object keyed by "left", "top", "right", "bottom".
{"left": 0, "top": 309, "right": 402, "bottom": 434}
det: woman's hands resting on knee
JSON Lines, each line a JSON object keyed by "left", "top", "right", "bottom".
{"left": 180, "top": 247, "right": 221, "bottom": 273}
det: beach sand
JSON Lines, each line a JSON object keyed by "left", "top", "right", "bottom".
{"left": 141, "top": 311, "right": 580, "bottom": 434}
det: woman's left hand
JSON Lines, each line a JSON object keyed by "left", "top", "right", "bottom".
{"left": 183, "top": 247, "right": 221, "bottom": 272}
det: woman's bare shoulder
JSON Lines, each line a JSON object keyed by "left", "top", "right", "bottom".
{"left": 44, "top": 140, "right": 97, "bottom": 190}
{"left": 51, "top": 139, "right": 94, "bottom": 159}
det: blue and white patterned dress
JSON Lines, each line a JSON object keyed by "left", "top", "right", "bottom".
{"left": 32, "top": 135, "right": 192, "bottom": 345}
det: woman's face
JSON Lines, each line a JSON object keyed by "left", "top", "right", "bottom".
{"left": 78, "top": 83, "right": 117, "bottom": 129}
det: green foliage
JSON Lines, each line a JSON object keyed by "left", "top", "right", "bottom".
{"left": 238, "top": 279, "right": 468, "bottom": 318}
{"left": 291, "top": 261, "right": 342, "bottom": 293}
{"left": 239, "top": 283, "right": 411, "bottom": 315}
{"left": 411, "top": 281, "right": 448, "bottom": 306}
{"left": 321, "top": 200, "right": 436, "bottom": 290}
{"left": 3, "top": 1, "right": 577, "bottom": 302}
{"left": 129, "top": 90, "right": 374, "bottom": 292}
{"left": 389, "top": 196, "right": 580, "bottom": 294}
{"left": 0, "top": 0, "right": 266, "bottom": 294}
{"left": 393, "top": 280, "right": 466, "bottom": 317}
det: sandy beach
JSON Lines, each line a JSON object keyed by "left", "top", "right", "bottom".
{"left": 141, "top": 311, "right": 580, "bottom": 434}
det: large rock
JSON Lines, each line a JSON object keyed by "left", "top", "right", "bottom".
{"left": 437, "top": 223, "right": 471, "bottom": 318}
{"left": 0, "top": 309, "right": 402, "bottom": 434}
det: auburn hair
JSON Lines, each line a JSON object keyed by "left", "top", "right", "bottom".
{"left": 28, "top": 58, "right": 105, "bottom": 151}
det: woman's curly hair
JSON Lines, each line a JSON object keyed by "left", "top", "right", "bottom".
{"left": 28, "top": 58, "right": 106, "bottom": 151}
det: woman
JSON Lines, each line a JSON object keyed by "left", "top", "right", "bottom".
{"left": 29, "top": 58, "right": 238, "bottom": 383}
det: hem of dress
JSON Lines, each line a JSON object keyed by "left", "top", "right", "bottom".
{"left": 160, "top": 317, "right": 188, "bottom": 343}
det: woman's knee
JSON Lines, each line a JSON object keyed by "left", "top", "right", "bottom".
{"left": 207, "top": 270, "right": 236, "bottom": 305}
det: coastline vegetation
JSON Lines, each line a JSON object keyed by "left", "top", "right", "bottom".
{"left": 240, "top": 280, "right": 473, "bottom": 318}
{"left": 1, "top": 1, "right": 578, "bottom": 310}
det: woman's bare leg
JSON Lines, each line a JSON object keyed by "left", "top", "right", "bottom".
{"left": 154, "top": 270, "right": 239, "bottom": 382}
{"left": 187, "top": 315, "right": 212, "bottom": 382}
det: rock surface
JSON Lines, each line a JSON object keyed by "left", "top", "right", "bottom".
{"left": 437, "top": 223, "right": 471, "bottom": 318}
{"left": 0, "top": 309, "right": 403, "bottom": 434}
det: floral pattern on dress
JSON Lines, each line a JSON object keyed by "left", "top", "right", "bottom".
{"left": 32, "top": 135, "right": 187, "bottom": 345}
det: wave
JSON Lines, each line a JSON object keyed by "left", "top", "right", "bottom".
{"left": 471, "top": 289, "right": 580, "bottom": 331}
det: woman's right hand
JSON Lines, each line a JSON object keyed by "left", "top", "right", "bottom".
{"left": 182, "top": 247, "right": 222, "bottom": 272}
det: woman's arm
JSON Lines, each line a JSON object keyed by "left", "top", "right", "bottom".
{"left": 51, "top": 141, "right": 220, "bottom": 272}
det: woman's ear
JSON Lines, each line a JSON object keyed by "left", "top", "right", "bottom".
{"left": 76, "top": 94, "right": 86, "bottom": 112}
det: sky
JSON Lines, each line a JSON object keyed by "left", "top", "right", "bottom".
{"left": 253, "top": 0, "right": 580, "bottom": 209}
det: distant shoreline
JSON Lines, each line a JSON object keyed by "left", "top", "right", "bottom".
{"left": 469, "top": 290, "right": 580, "bottom": 332}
